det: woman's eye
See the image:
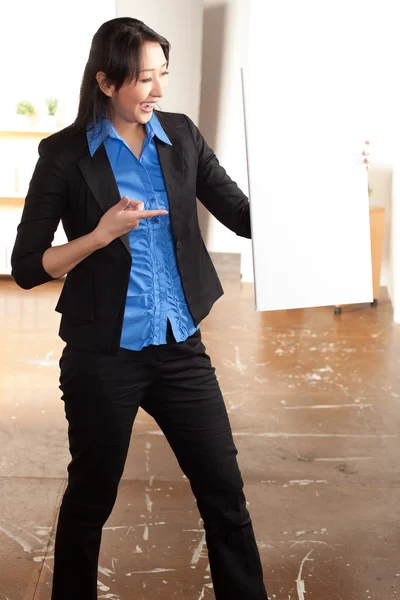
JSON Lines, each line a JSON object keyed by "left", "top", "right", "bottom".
{"left": 140, "top": 72, "right": 169, "bottom": 84}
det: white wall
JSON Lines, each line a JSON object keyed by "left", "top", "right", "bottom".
{"left": 0, "top": 0, "right": 202, "bottom": 129}
{"left": 391, "top": 164, "right": 400, "bottom": 324}
{"left": 199, "top": 0, "right": 398, "bottom": 292}
{"left": 116, "top": 0, "right": 203, "bottom": 123}
{"left": 198, "top": 0, "right": 251, "bottom": 270}
{"left": 364, "top": 0, "right": 398, "bottom": 292}
{"left": 0, "top": 0, "right": 115, "bottom": 128}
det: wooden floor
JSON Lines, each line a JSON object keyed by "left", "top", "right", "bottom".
{"left": 1, "top": 254, "right": 400, "bottom": 600}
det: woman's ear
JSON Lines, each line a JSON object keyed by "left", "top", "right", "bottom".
{"left": 95, "top": 72, "right": 114, "bottom": 97}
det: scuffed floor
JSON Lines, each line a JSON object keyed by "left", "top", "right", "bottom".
{"left": 1, "top": 254, "right": 400, "bottom": 600}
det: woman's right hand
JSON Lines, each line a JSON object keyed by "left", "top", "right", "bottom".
{"left": 94, "top": 197, "right": 168, "bottom": 247}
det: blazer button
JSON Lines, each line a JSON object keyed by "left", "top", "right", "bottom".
{"left": 176, "top": 241, "right": 182, "bottom": 249}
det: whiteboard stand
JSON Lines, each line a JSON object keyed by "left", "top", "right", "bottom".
{"left": 333, "top": 300, "right": 378, "bottom": 315}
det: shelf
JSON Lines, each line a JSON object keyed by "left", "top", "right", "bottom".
{"left": 0, "top": 195, "right": 25, "bottom": 205}
{"left": 0, "top": 130, "right": 58, "bottom": 137}
{"left": 0, "top": 193, "right": 24, "bottom": 198}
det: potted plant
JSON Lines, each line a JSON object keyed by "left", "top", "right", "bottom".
{"left": 15, "top": 100, "right": 37, "bottom": 129}
{"left": 44, "top": 97, "right": 59, "bottom": 130}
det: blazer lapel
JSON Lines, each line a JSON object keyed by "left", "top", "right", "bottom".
{"left": 77, "top": 144, "right": 131, "bottom": 255}
{"left": 155, "top": 131, "right": 185, "bottom": 242}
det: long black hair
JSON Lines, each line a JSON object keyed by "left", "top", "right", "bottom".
{"left": 74, "top": 17, "right": 170, "bottom": 129}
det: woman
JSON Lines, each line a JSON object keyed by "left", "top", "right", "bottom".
{"left": 11, "top": 17, "right": 268, "bottom": 600}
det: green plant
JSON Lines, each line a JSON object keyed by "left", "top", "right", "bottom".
{"left": 46, "top": 97, "right": 58, "bottom": 116}
{"left": 16, "top": 100, "right": 35, "bottom": 116}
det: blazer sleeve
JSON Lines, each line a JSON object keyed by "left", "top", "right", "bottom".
{"left": 11, "top": 138, "right": 67, "bottom": 289}
{"left": 184, "top": 115, "right": 251, "bottom": 239}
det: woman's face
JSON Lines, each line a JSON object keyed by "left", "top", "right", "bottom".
{"left": 98, "top": 41, "right": 169, "bottom": 125}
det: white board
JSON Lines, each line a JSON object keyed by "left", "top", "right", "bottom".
{"left": 242, "top": 0, "right": 375, "bottom": 311}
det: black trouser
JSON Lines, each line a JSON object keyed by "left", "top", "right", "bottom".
{"left": 52, "top": 329, "right": 268, "bottom": 600}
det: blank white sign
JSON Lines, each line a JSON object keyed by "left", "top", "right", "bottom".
{"left": 243, "top": 0, "right": 374, "bottom": 311}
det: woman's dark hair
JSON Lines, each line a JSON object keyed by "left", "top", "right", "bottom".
{"left": 74, "top": 17, "right": 170, "bottom": 129}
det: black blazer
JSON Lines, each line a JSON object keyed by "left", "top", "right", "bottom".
{"left": 11, "top": 112, "right": 250, "bottom": 354}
